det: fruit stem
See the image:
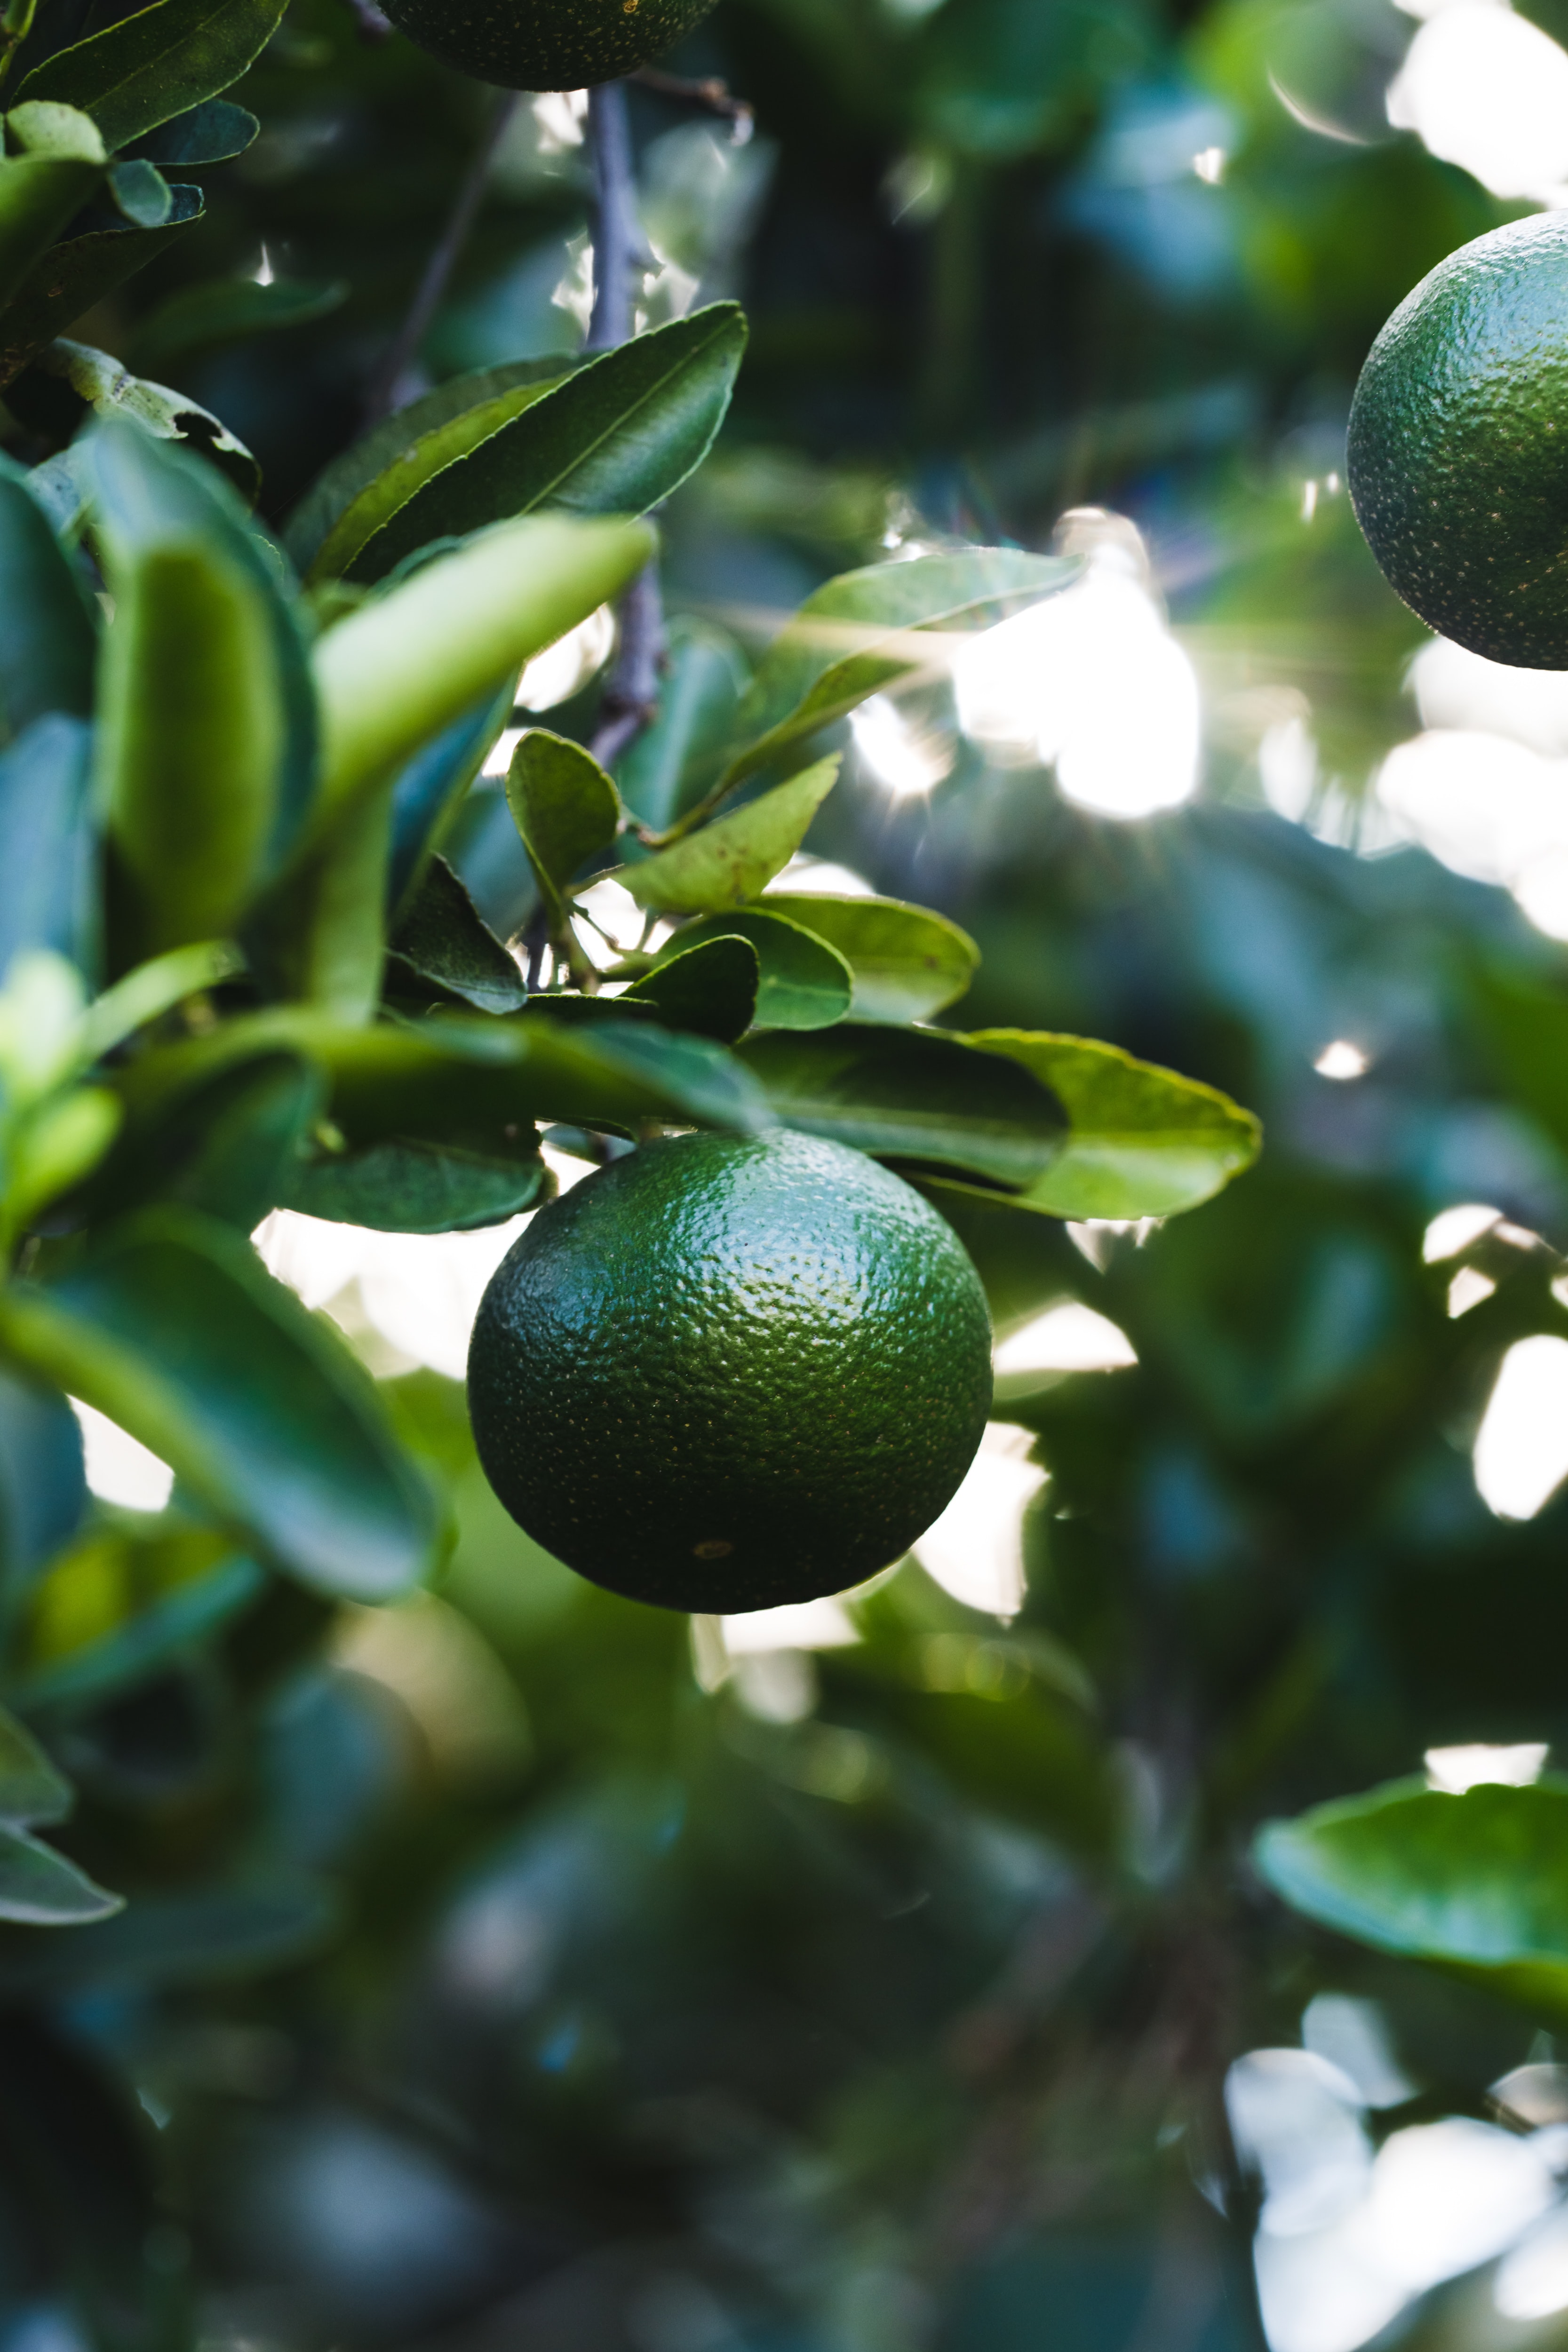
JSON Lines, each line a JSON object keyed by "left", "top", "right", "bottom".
{"left": 363, "top": 87, "right": 520, "bottom": 425}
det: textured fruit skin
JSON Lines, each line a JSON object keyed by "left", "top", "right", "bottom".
{"left": 467, "top": 1128, "right": 993, "bottom": 1613}
{"left": 380, "top": 0, "right": 717, "bottom": 91}
{"left": 1349, "top": 214, "right": 1568, "bottom": 669}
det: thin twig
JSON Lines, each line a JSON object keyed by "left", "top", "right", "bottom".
{"left": 589, "top": 561, "right": 663, "bottom": 771}
{"left": 630, "top": 64, "right": 753, "bottom": 142}
{"left": 364, "top": 88, "right": 520, "bottom": 425}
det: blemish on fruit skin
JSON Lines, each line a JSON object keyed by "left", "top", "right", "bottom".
{"left": 693, "top": 1539, "right": 733, "bottom": 1559}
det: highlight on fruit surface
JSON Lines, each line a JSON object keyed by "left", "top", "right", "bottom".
{"left": 1348, "top": 212, "right": 1568, "bottom": 670}
{"left": 378, "top": 0, "right": 720, "bottom": 91}
{"left": 466, "top": 1128, "right": 995, "bottom": 1613}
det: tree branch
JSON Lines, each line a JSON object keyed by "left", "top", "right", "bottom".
{"left": 630, "top": 64, "right": 753, "bottom": 142}
{"left": 363, "top": 88, "right": 520, "bottom": 425}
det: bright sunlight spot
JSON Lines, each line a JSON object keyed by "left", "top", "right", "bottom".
{"left": 1423, "top": 1201, "right": 1502, "bottom": 1261}
{"left": 1473, "top": 1335, "right": 1568, "bottom": 1520}
{"left": 1386, "top": 0, "right": 1568, "bottom": 205}
{"left": 69, "top": 1399, "right": 174, "bottom": 1512}
{"left": 1496, "top": 2204, "right": 1568, "bottom": 2322}
{"left": 952, "top": 518, "right": 1201, "bottom": 819}
{"left": 765, "top": 853, "right": 876, "bottom": 897}
{"left": 1446, "top": 1265, "right": 1496, "bottom": 1316}
{"left": 1424, "top": 1740, "right": 1548, "bottom": 1792}
{"left": 992, "top": 1301, "right": 1138, "bottom": 1375}
{"left": 516, "top": 604, "right": 617, "bottom": 714}
{"left": 913, "top": 1422, "right": 1046, "bottom": 1619}
{"left": 1314, "top": 1041, "right": 1370, "bottom": 1080}
{"left": 720, "top": 1599, "right": 860, "bottom": 1655}
{"left": 849, "top": 692, "right": 955, "bottom": 799}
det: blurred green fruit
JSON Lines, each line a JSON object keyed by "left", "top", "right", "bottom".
{"left": 1349, "top": 214, "right": 1568, "bottom": 668}
{"left": 467, "top": 1128, "right": 993, "bottom": 1613}
{"left": 379, "top": 0, "right": 718, "bottom": 90}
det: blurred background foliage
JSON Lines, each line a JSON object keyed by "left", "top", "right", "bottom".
{"left": 20, "top": 0, "right": 1568, "bottom": 2347}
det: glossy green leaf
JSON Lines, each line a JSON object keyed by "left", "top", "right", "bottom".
{"left": 258, "top": 790, "right": 392, "bottom": 1021}
{"left": 285, "top": 1136, "right": 550, "bottom": 1232}
{"left": 101, "top": 1048, "right": 324, "bottom": 1230}
{"left": 11, "top": 1522, "right": 261, "bottom": 1708}
{"left": 963, "top": 1032, "right": 1261, "bottom": 1218}
{"left": 617, "top": 617, "right": 750, "bottom": 832}
{"left": 8, "top": 1085, "right": 121, "bottom": 1231}
{"left": 284, "top": 354, "right": 574, "bottom": 582}
{"left": 388, "top": 675, "right": 516, "bottom": 917}
{"left": 107, "top": 156, "right": 172, "bottom": 226}
{"left": 0, "top": 102, "right": 106, "bottom": 314}
{"left": 740, "top": 1023, "right": 1065, "bottom": 1185}
{"left": 124, "top": 95, "right": 257, "bottom": 164}
{"left": 763, "top": 892, "right": 979, "bottom": 1024}
{"left": 665, "top": 909, "right": 853, "bottom": 1030}
{"left": 16, "top": 0, "right": 289, "bottom": 152}
{"left": 720, "top": 548, "right": 1078, "bottom": 788}
{"left": 0, "top": 184, "right": 203, "bottom": 389}
{"left": 311, "top": 512, "right": 654, "bottom": 822}
{"left": 621, "top": 756, "right": 840, "bottom": 915}
{"left": 506, "top": 727, "right": 619, "bottom": 930}
{"left": 0, "top": 1207, "right": 439, "bottom": 1600}
{"left": 0, "top": 1827, "right": 121, "bottom": 1924}
{"left": 621, "top": 933, "right": 760, "bottom": 1043}
{"left": 16, "top": 336, "right": 259, "bottom": 502}
{"left": 387, "top": 853, "right": 527, "bottom": 1013}
{"left": 90, "top": 419, "right": 316, "bottom": 938}
{"left": 0, "top": 1702, "right": 69, "bottom": 1825}
{"left": 1256, "top": 1779, "right": 1568, "bottom": 2019}
{"left": 0, "top": 474, "right": 96, "bottom": 743}
{"left": 0, "top": 720, "right": 96, "bottom": 980}
{"left": 343, "top": 304, "right": 748, "bottom": 585}
{"left": 130, "top": 270, "right": 344, "bottom": 372}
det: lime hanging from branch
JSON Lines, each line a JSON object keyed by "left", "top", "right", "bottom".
{"left": 466, "top": 1129, "right": 994, "bottom": 1613}
{"left": 379, "top": 0, "right": 719, "bottom": 91}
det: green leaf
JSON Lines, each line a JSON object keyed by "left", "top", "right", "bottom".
{"left": 100, "top": 1048, "right": 324, "bottom": 1230}
{"left": 342, "top": 304, "right": 749, "bottom": 585}
{"left": 283, "top": 354, "right": 574, "bottom": 583}
{"left": 0, "top": 1826, "right": 121, "bottom": 1924}
{"left": 720, "top": 548, "right": 1079, "bottom": 789}
{"left": 284, "top": 1136, "right": 550, "bottom": 1232}
{"left": 0, "top": 720, "right": 96, "bottom": 980}
{"left": 0, "top": 184, "right": 203, "bottom": 389}
{"left": 106, "top": 155, "right": 172, "bottom": 226}
{"left": 962, "top": 1033, "right": 1262, "bottom": 1218}
{"left": 254, "top": 789, "right": 392, "bottom": 1021}
{"left": 617, "top": 616, "right": 749, "bottom": 832}
{"left": 387, "top": 675, "right": 516, "bottom": 917}
{"left": 81, "top": 936, "right": 241, "bottom": 1060}
{"left": 8, "top": 1085, "right": 121, "bottom": 1231}
{"left": 0, "top": 101, "right": 106, "bottom": 314}
{"left": 14, "top": 335, "right": 259, "bottom": 502}
{"left": 621, "top": 755, "right": 841, "bottom": 915}
{"left": 622, "top": 932, "right": 759, "bottom": 1043}
{"left": 16, "top": 0, "right": 290, "bottom": 152}
{"left": 90, "top": 418, "right": 315, "bottom": 942}
{"left": 10, "top": 1523, "right": 263, "bottom": 1708}
{"left": 506, "top": 727, "right": 619, "bottom": 930}
{"left": 387, "top": 853, "right": 527, "bottom": 1013}
{"left": 0, "top": 474, "right": 96, "bottom": 744}
{"left": 128, "top": 270, "right": 346, "bottom": 373}
{"left": 312, "top": 512, "right": 655, "bottom": 823}
{"left": 740, "top": 1023, "right": 1065, "bottom": 1185}
{"left": 0, "top": 1208, "right": 439, "bottom": 1600}
{"left": 124, "top": 96, "right": 257, "bottom": 165}
{"left": 662, "top": 908, "right": 853, "bottom": 1030}
{"left": 763, "top": 892, "right": 979, "bottom": 1025}
{"left": 0, "top": 1367, "right": 88, "bottom": 1608}
{"left": 1255, "top": 1779, "right": 1568, "bottom": 2020}
{"left": 0, "top": 1874, "right": 332, "bottom": 1989}
{"left": 0, "top": 1701, "right": 69, "bottom": 1824}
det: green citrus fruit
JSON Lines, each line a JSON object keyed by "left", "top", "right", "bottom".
{"left": 467, "top": 1128, "right": 993, "bottom": 1613}
{"left": 1349, "top": 214, "right": 1568, "bottom": 669}
{"left": 379, "top": 0, "right": 717, "bottom": 91}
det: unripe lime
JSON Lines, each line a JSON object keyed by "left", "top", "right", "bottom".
{"left": 467, "top": 1128, "right": 993, "bottom": 1613}
{"left": 380, "top": 0, "right": 718, "bottom": 92}
{"left": 1349, "top": 214, "right": 1568, "bottom": 668}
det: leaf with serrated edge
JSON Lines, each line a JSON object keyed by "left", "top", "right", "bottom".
{"left": 622, "top": 934, "right": 759, "bottom": 1043}
{"left": 620, "top": 757, "right": 840, "bottom": 916}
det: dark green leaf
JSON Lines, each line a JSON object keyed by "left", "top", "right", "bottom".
{"left": 963, "top": 1031, "right": 1261, "bottom": 1217}
{"left": 0, "top": 183, "right": 203, "bottom": 389}
{"left": 740, "top": 1023, "right": 1064, "bottom": 1186}
{"left": 285, "top": 1136, "right": 550, "bottom": 1232}
{"left": 0, "top": 1874, "right": 333, "bottom": 1990}
{"left": 0, "top": 717, "right": 97, "bottom": 979}
{"left": 0, "top": 1700, "right": 70, "bottom": 1824}
{"left": 616, "top": 616, "right": 750, "bottom": 832}
{"left": 124, "top": 95, "right": 257, "bottom": 164}
{"left": 387, "top": 853, "right": 527, "bottom": 1013}
{"left": 387, "top": 675, "right": 515, "bottom": 917}
{"left": 0, "top": 1826, "right": 121, "bottom": 1923}
{"left": 16, "top": 0, "right": 290, "bottom": 152}
{"left": 0, "top": 1366, "right": 87, "bottom": 1606}
{"left": 0, "top": 1207, "right": 439, "bottom": 1600}
{"left": 107, "top": 155, "right": 171, "bottom": 225}
{"left": 622, "top": 932, "right": 760, "bottom": 1043}
{"left": 0, "top": 100, "right": 107, "bottom": 314}
{"left": 720, "top": 548, "right": 1079, "bottom": 788}
{"left": 1256, "top": 1779, "right": 1568, "bottom": 2020}
{"left": 284, "top": 353, "right": 575, "bottom": 582}
{"left": 506, "top": 727, "right": 619, "bottom": 929}
{"left": 0, "top": 470, "right": 96, "bottom": 741}
{"left": 664, "top": 908, "right": 853, "bottom": 1030}
{"left": 14, "top": 335, "right": 259, "bottom": 501}
{"left": 764, "top": 891, "right": 979, "bottom": 1024}
{"left": 11, "top": 1521, "right": 263, "bottom": 1707}
{"left": 129, "top": 270, "right": 345, "bottom": 371}
{"left": 101, "top": 1049, "right": 325, "bottom": 1229}
{"left": 621, "top": 755, "right": 840, "bottom": 915}
{"left": 343, "top": 303, "right": 748, "bottom": 585}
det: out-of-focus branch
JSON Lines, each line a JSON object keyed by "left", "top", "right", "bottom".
{"left": 630, "top": 64, "right": 753, "bottom": 142}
